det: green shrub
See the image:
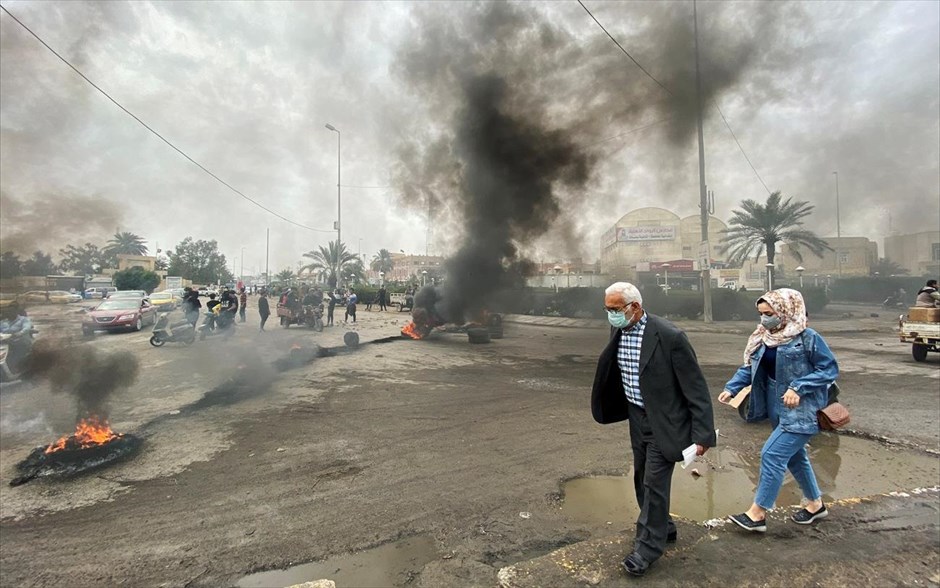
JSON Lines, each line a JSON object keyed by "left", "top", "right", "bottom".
{"left": 113, "top": 266, "right": 161, "bottom": 293}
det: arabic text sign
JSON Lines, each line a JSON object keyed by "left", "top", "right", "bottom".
{"left": 619, "top": 226, "right": 676, "bottom": 242}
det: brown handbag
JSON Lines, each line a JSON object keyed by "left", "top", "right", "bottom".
{"left": 818, "top": 402, "right": 850, "bottom": 430}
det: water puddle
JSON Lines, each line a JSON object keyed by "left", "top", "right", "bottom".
{"left": 561, "top": 434, "right": 940, "bottom": 524}
{"left": 236, "top": 535, "right": 438, "bottom": 588}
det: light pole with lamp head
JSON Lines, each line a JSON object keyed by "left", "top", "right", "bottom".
{"left": 661, "top": 263, "right": 671, "bottom": 295}
{"left": 421, "top": 270, "right": 428, "bottom": 287}
{"left": 325, "top": 123, "right": 341, "bottom": 284}
{"left": 796, "top": 265, "right": 805, "bottom": 288}
{"left": 765, "top": 262, "right": 775, "bottom": 291}
{"left": 553, "top": 265, "right": 562, "bottom": 292}
{"left": 832, "top": 171, "right": 842, "bottom": 277}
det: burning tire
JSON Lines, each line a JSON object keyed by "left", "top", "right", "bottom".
{"left": 468, "top": 327, "right": 491, "bottom": 344}
{"left": 149, "top": 335, "right": 165, "bottom": 347}
{"left": 344, "top": 331, "right": 360, "bottom": 349}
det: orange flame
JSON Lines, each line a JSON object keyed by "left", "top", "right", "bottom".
{"left": 44, "top": 416, "right": 122, "bottom": 454}
{"left": 401, "top": 321, "right": 423, "bottom": 340}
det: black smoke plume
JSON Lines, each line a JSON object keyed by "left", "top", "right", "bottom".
{"left": 26, "top": 343, "right": 139, "bottom": 421}
{"left": 391, "top": 2, "right": 802, "bottom": 321}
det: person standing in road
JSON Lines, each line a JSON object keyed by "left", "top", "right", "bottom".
{"left": 258, "top": 291, "right": 270, "bottom": 331}
{"left": 345, "top": 289, "right": 358, "bottom": 323}
{"left": 591, "top": 282, "right": 716, "bottom": 577}
{"left": 378, "top": 286, "right": 388, "bottom": 311}
{"left": 182, "top": 287, "right": 202, "bottom": 326}
{"left": 326, "top": 289, "right": 338, "bottom": 326}
{"left": 239, "top": 288, "right": 248, "bottom": 322}
{"left": 720, "top": 288, "right": 839, "bottom": 533}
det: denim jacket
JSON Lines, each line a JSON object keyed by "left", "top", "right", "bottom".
{"left": 724, "top": 328, "right": 839, "bottom": 434}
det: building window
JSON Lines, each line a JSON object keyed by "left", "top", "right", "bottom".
{"left": 682, "top": 246, "right": 691, "bottom": 257}
{"left": 932, "top": 243, "right": 940, "bottom": 261}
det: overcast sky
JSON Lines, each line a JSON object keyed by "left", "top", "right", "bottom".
{"left": 1, "top": 0, "right": 937, "bottom": 275}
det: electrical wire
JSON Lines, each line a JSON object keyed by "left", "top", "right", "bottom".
{"left": 0, "top": 4, "right": 334, "bottom": 233}
{"left": 577, "top": 0, "right": 674, "bottom": 97}
{"left": 577, "top": 0, "right": 773, "bottom": 195}
{"left": 593, "top": 117, "right": 673, "bottom": 145}
{"left": 712, "top": 100, "right": 772, "bottom": 194}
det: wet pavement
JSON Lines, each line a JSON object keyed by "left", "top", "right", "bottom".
{"left": 560, "top": 433, "right": 940, "bottom": 526}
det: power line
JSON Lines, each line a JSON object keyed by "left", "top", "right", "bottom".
{"left": 0, "top": 4, "right": 334, "bottom": 233}
{"left": 577, "top": 0, "right": 674, "bottom": 97}
{"left": 712, "top": 100, "right": 772, "bottom": 194}
{"left": 577, "top": 0, "right": 773, "bottom": 196}
{"left": 593, "top": 117, "right": 673, "bottom": 145}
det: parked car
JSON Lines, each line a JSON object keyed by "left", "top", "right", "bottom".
{"left": 0, "top": 293, "right": 17, "bottom": 309}
{"left": 84, "top": 286, "right": 117, "bottom": 299}
{"left": 82, "top": 298, "right": 157, "bottom": 335}
{"left": 49, "top": 290, "right": 83, "bottom": 303}
{"left": 109, "top": 290, "right": 149, "bottom": 301}
{"left": 16, "top": 290, "right": 81, "bottom": 304}
{"left": 148, "top": 291, "right": 181, "bottom": 312}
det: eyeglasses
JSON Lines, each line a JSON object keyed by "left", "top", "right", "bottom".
{"left": 605, "top": 303, "right": 635, "bottom": 313}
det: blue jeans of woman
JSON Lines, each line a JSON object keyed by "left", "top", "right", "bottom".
{"left": 754, "top": 377, "right": 822, "bottom": 510}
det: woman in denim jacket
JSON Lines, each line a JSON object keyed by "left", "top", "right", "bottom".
{"left": 718, "top": 288, "right": 839, "bottom": 532}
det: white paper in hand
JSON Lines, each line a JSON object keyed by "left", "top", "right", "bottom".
{"left": 681, "top": 444, "right": 697, "bottom": 469}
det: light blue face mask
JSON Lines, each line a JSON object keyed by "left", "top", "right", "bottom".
{"left": 607, "top": 310, "right": 630, "bottom": 329}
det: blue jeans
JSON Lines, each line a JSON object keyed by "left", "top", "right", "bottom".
{"left": 754, "top": 378, "right": 822, "bottom": 510}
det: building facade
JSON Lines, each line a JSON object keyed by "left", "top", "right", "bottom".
{"left": 885, "top": 231, "right": 940, "bottom": 276}
{"left": 778, "top": 237, "right": 878, "bottom": 278}
{"left": 600, "top": 207, "right": 728, "bottom": 282}
{"left": 382, "top": 253, "right": 445, "bottom": 283}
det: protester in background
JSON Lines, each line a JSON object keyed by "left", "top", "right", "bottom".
{"left": 327, "top": 289, "right": 338, "bottom": 326}
{"left": 720, "top": 288, "right": 838, "bottom": 533}
{"left": 239, "top": 288, "right": 248, "bottom": 322}
{"left": 915, "top": 279, "right": 940, "bottom": 307}
{"left": 345, "top": 289, "right": 358, "bottom": 323}
{"left": 378, "top": 286, "right": 388, "bottom": 311}
{"left": 258, "top": 292, "right": 270, "bottom": 331}
{"left": 591, "top": 282, "right": 716, "bottom": 577}
{"left": 182, "top": 287, "right": 202, "bottom": 326}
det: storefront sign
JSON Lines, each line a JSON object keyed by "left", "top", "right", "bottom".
{"left": 618, "top": 226, "right": 676, "bottom": 242}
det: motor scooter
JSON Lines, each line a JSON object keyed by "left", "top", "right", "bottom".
{"left": 197, "top": 307, "right": 236, "bottom": 340}
{"left": 150, "top": 313, "right": 196, "bottom": 347}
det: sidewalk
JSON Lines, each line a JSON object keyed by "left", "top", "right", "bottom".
{"left": 501, "top": 314, "right": 890, "bottom": 335}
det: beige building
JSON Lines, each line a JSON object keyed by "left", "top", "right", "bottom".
{"left": 600, "top": 207, "right": 727, "bottom": 280}
{"left": 885, "top": 231, "right": 940, "bottom": 276}
{"left": 778, "top": 237, "right": 878, "bottom": 278}
{"left": 117, "top": 254, "right": 158, "bottom": 272}
{"left": 383, "top": 253, "right": 445, "bottom": 283}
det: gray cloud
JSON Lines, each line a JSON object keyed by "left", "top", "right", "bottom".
{"left": 1, "top": 1, "right": 936, "bottom": 273}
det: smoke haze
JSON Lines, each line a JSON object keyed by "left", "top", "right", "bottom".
{"left": 0, "top": 1, "right": 936, "bottom": 269}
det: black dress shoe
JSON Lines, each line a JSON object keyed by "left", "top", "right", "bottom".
{"left": 621, "top": 552, "right": 651, "bottom": 577}
{"left": 667, "top": 529, "right": 677, "bottom": 543}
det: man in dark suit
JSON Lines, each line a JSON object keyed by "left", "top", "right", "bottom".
{"left": 591, "top": 281, "right": 716, "bottom": 577}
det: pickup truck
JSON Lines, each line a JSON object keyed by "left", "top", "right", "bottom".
{"left": 389, "top": 292, "right": 414, "bottom": 312}
{"left": 899, "top": 307, "right": 940, "bottom": 362}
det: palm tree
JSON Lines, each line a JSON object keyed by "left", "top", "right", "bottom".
{"left": 720, "top": 191, "right": 832, "bottom": 289}
{"left": 301, "top": 240, "right": 359, "bottom": 288}
{"left": 275, "top": 269, "right": 296, "bottom": 282}
{"left": 105, "top": 231, "right": 149, "bottom": 256}
{"left": 370, "top": 249, "right": 395, "bottom": 274}
{"left": 869, "top": 258, "right": 909, "bottom": 276}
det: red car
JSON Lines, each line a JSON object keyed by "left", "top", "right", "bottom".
{"left": 82, "top": 298, "right": 157, "bottom": 336}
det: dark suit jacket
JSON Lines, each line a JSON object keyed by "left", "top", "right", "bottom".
{"left": 591, "top": 313, "right": 716, "bottom": 462}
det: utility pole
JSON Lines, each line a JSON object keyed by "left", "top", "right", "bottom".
{"left": 694, "top": 0, "right": 713, "bottom": 323}
{"left": 833, "top": 171, "right": 842, "bottom": 277}
{"left": 265, "top": 228, "right": 270, "bottom": 287}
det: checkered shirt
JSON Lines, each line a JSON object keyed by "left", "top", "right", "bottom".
{"left": 617, "top": 312, "right": 648, "bottom": 408}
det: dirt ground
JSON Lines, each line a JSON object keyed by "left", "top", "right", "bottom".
{"left": 0, "top": 300, "right": 937, "bottom": 587}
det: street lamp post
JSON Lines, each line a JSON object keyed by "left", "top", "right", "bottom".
{"left": 661, "top": 263, "right": 671, "bottom": 295}
{"left": 421, "top": 270, "right": 428, "bottom": 287}
{"left": 325, "top": 122, "right": 341, "bottom": 249}
{"left": 765, "top": 262, "right": 775, "bottom": 291}
{"left": 814, "top": 274, "right": 819, "bottom": 287}
{"left": 796, "top": 265, "right": 805, "bottom": 288}
{"left": 379, "top": 271, "right": 385, "bottom": 287}
{"left": 553, "top": 265, "right": 562, "bottom": 292}
{"left": 833, "top": 171, "right": 842, "bottom": 277}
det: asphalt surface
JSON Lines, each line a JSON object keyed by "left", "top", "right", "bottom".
{"left": 0, "top": 300, "right": 937, "bottom": 587}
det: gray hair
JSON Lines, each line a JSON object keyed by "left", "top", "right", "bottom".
{"left": 605, "top": 281, "right": 642, "bottom": 306}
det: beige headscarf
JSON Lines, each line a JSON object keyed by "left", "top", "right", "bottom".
{"left": 742, "top": 288, "right": 808, "bottom": 365}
